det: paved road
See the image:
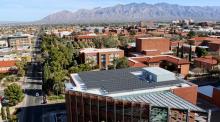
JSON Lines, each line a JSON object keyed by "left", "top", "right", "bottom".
{"left": 18, "top": 37, "right": 67, "bottom": 122}
{"left": 19, "top": 38, "right": 44, "bottom": 122}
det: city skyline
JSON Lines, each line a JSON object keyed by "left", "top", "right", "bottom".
{"left": 1, "top": 0, "right": 220, "bottom": 21}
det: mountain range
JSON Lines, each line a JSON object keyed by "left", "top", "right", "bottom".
{"left": 2, "top": 3, "right": 220, "bottom": 25}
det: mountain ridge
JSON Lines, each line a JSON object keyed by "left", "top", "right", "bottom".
{"left": 37, "top": 3, "right": 220, "bottom": 24}
{"left": 2, "top": 3, "right": 220, "bottom": 25}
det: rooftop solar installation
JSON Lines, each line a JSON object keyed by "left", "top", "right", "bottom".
{"left": 77, "top": 67, "right": 185, "bottom": 93}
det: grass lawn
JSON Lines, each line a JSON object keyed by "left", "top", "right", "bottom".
{"left": 47, "top": 95, "right": 65, "bottom": 104}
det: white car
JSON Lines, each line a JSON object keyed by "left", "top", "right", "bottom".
{"left": 36, "top": 92, "right": 39, "bottom": 97}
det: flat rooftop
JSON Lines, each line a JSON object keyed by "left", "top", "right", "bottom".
{"left": 142, "top": 67, "right": 174, "bottom": 76}
{"left": 71, "top": 67, "right": 190, "bottom": 94}
{"left": 80, "top": 48, "right": 123, "bottom": 53}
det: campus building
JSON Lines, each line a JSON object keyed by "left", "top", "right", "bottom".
{"left": 198, "top": 85, "right": 220, "bottom": 108}
{"left": 7, "top": 35, "right": 32, "bottom": 50}
{"left": 65, "top": 67, "right": 209, "bottom": 122}
{"left": 0, "top": 60, "right": 17, "bottom": 73}
{"left": 136, "top": 37, "right": 171, "bottom": 56}
{"left": 194, "top": 56, "right": 218, "bottom": 71}
{"left": 128, "top": 55, "right": 190, "bottom": 77}
{"left": 80, "top": 48, "right": 124, "bottom": 69}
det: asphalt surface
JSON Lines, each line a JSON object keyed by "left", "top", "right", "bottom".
{"left": 18, "top": 38, "right": 67, "bottom": 122}
{"left": 18, "top": 38, "right": 44, "bottom": 122}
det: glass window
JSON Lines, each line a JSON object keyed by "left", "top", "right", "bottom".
{"left": 140, "top": 104, "right": 149, "bottom": 122}
{"left": 83, "top": 94, "right": 92, "bottom": 122}
{"left": 91, "top": 95, "right": 99, "bottom": 122}
{"left": 124, "top": 101, "right": 132, "bottom": 122}
{"left": 133, "top": 103, "right": 141, "bottom": 122}
{"left": 99, "top": 96, "right": 107, "bottom": 122}
{"left": 107, "top": 97, "right": 115, "bottom": 122}
{"left": 116, "top": 100, "right": 124, "bottom": 122}
{"left": 76, "top": 92, "right": 84, "bottom": 122}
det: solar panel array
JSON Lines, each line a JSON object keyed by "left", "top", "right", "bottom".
{"left": 78, "top": 68, "right": 184, "bottom": 93}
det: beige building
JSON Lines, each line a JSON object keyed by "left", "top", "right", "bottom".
{"left": 8, "top": 36, "right": 32, "bottom": 50}
{"left": 80, "top": 48, "right": 124, "bottom": 69}
{"left": 0, "top": 38, "right": 8, "bottom": 48}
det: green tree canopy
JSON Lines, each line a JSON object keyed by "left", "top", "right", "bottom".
{"left": 195, "top": 47, "right": 208, "bottom": 57}
{"left": 1, "top": 107, "right": 6, "bottom": 120}
{"left": 187, "top": 31, "right": 196, "bottom": 39}
{"left": 4, "top": 83, "right": 24, "bottom": 106}
{"left": 114, "top": 57, "right": 129, "bottom": 69}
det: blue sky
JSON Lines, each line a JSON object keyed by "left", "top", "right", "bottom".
{"left": 1, "top": 0, "right": 220, "bottom": 21}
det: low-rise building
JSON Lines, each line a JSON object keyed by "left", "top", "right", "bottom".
{"left": 75, "top": 33, "right": 97, "bottom": 42}
{"left": 198, "top": 85, "right": 220, "bottom": 108}
{"left": 194, "top": 56, "right": 218, "bottom": 70}
{"left": 0, "top": 38, "right": 8, "bottom": 49}
{"left": 128, "top": 55, "right": 190, "bottom": 76}
{"left": 65, "top": 67, "right": 208, "bottom": 122}
{"left": 80, "top": 48, "right": 124, "bottom": 69}
{"left": 136, "top": 37, "right": 170, "bottom": 56}
{"left": 0, "top": 60, "right": 17, "bottom": 73}
{"left": 208, "top": 41, "right": 220, "bottom": 55}
{"left": 8, "top": 35, "right": 32, "bottom": 50}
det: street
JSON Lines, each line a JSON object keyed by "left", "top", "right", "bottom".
{"left": 18, "top": 38, "right": 44, "bottom": 122}
{"left": 18, "top": 37, "right": 67, "bottom": 122}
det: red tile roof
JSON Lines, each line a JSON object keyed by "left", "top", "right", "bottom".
{"left": 0, "top": 60, "right": 16, "bottom": 67}
{"left": 129, "top": 55, "right": 189, "bottom": 66}
{"left": 194, "top": 56, "right": 218, "bottom": 65}
{"left": 189, "top": 37, "right": 210, "bottom": 41}
{"left": 77, "top": 35, "right": 96, "bottom": 39}
{"left": 170, "top": 41, "right": 184, "bottom": 47}
{"left": 190, "top": 37, "right": 220, "bottom": 42}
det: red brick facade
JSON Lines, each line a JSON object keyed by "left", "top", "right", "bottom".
{"left": 128, "top": 56, "right": 190, "bottom": 76}
{"left": 136, "top": 37, "right": 170, "bottom": 55}
{"left": 172, "top": 85, "right": 198, "bottom": 104}
{"left": 212, "top": 88, "right": 220, "bottom": 107}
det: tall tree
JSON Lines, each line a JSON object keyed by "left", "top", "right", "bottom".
{"left": 196, "top": 47, "right": 208, "bottom": 57}
{"left": 115, "top": 57, "right": 129, "bottom": 69}
{"left": 93, "top": 36, "right": 104, "bottom": 48}
{"left": 1, "top": 107, "right": 6, "bottom": 120}
{"left": 187, "top": 31, "right": 196, "bottom": 39}
{"left": 6, "top": 106, "right": 11, "bottom": 120}
{"left": 176, "top": 42, "right": 180, "bottom": 57}
{"left": 189, "top": 44, "right": 192, "bottom": 62}
{"left": 4, "top": 83, "right": 24, "bottom": 106}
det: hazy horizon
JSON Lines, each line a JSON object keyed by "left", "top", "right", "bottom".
{"left": 1, "top": 0, "right": 220, "bottom": 22}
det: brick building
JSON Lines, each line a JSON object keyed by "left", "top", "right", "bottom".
{"left": 136, "top": 37, "right": 170, "bottom": 56}
{"left": 194, "top": 56, "right": 218, "bottom": 70}
{"left": 208, "top": 41, "right": 220, "bottom": 55}
{"left": 198, "top": 85, "right": 220, "bottom": 108}
{"left": 128, "top": 55, "right": 190, "bottom": 77}
{"left": 0, "top": 60, "right": 17, "bottom": 73}
{"left": 65, "top": 67, "right": 208, "bottom": 122}
{"left": 75, "top": 34, "right": 97, "bottom": 42}
{"left": 80, "top": 48, "right": 124, "bottom": 69}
